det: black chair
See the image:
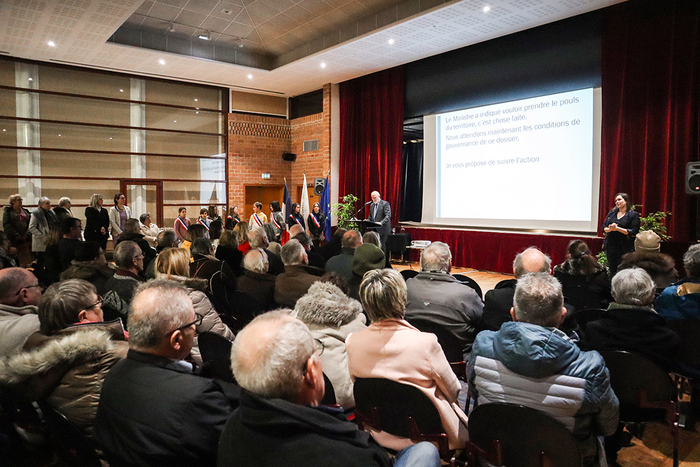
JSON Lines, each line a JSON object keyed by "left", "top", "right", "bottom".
{"left": 599, "top": 350, "right": 679, "bottom": 467}
{"left": 569, "top": 307, "right": 606, "bottom": 332}
{"left": 452, "top": 274, "right": 483, "bottom": 300}
{"left": 197, "top": 331, "right": 234, "bottom": 383}
{"left": 36, "top": 401, "right": 101, "bottom": 467}
{"left": 321, "top": 373, "right": 337, "bottom": 406}
{"left": 465, "top": 402, "right": 581, "bottom": 467}
{"left": 666, "top": 319, "right": 700, "bottom": 379}
{"left": 400, "top": 269, "right": 419, "bottom": 281}
{"left": 353, "top": 378, "right": 452, "bottom": 459}
{"left": 406, "top": 317, "right": 465, "bottom": 379}
{"left": 217, "top": 290, "right": 266, "bottom": 332}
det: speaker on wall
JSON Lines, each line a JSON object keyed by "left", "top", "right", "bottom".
{"left": 687, "top": 162, "right": 700, "bottom": 194}
{"left": 282, "top": 152, "right": 297, "bottom": 162}
{"left": 314, "top": 178, "right": 325, "bottom": 195}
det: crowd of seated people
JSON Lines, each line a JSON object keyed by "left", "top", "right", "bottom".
{"left": 3, "top": 193, "right": 700, "bottom": 467}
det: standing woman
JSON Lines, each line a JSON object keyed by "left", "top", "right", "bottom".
{"left": 307, "top": 202, "right": 326, "bottom": 249}
{"left": 225, "top": 206, "right": 240, "bottom": 231}
{"left": 286, "top": 203, "right": 305, "bottom": 230}
{"left": 174, "top": 207, "right": 190, "bottom": 243}
{"left": 268, "top": 201, "right": 285, "bottom": 243}
{"left": 109, "top": 193, "right": 131, "bottom": 244}
{"left": 85, "top": 194, "right": 110, "bottom": 250}
{"left": 3, "top": 194, "right": 32, "bottom": 266}
{"left": 603, "top": 192, "right": 640, "bottom": 277}
{"left": 28, "top": 197, "right": 58, "bottom": 274}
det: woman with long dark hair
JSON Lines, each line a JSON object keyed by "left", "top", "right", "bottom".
{"left": 602, "top": 193, "right": 640, "bottom": 277}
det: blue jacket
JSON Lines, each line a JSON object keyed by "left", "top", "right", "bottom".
{"left": 655, "top": 278, "right": 700, "bottom": 320}
{"left": 468, "top": 322, "right": 619, "bottom": 464}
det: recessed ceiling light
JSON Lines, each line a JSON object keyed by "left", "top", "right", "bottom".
{"left": 119, "top": 89, "right": 124, "bottom": 92}
{"left": 238, "top": 43, "right": 244, "bottom": 48}
{"left": 198, "top": 31, "right": 211, "bottom": 40}
{"left": 2, "top": 129, "right": 5, "bottom": 132}
{"left": 194, "top": 98, "right": 198, "bottom": 101}
{"left": 58, "top": 134, "right": 61, "bottom": 137}
{"left": 195, "top": 111, "right": 199, "bottom": 114}
{"left": 109, "top": 137, "right": 113, "bottom": 140}
{"left": 28, "top": 77, "right": 33, "bottom": 81}
{"left": 247, "top": 74, "right": 253, "bottom": 79}
{"left": 388, "top": 39, "right": 394, "bottom": 45}
{"left": 47, "top": 41, "right": 55, "bottom": 47}
{"left": 159, "top": 59, "right": 165, "bottom": 65}
{"left": 320, "top": 62, "right": 326, "bottom": 69}
{"left": 173, "top": 120, "right": 177, "bottom": 123}
{"left": 483, "top": 5, "right": 490, "bottom": 12}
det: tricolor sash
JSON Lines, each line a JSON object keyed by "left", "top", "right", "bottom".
{"left": 272, "top": 215, "right": 281, "bottom": 230}
{"left": 197, "top": 218, "right": 210, "bottom": 231}
{"left": 176, "top": 216, "right": 188, "bottom": 231}
{"left": 290, "top": 214, "right": 301, "bottom": 225}
{"left": 252, "top": 213, "right": 263, "bottom": 227}
{"left": 310, "top": 213, "right": 321, "bottom": 228}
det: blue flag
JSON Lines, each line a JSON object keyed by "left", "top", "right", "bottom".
{"left": 320, "top": 176, "right": 331, "bottom": 240}
{"left": 283, "top": 182, "right": 293, "bottom": 224}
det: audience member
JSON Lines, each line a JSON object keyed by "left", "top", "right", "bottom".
{"left": 43, "top": 225, "right": 63, "bottom": 282}
{"left": 101, "top": 240, "right": 145, "bottom": 326}
{"left": 293, "top": 281, "right": 366, "bottom": 409}
{"left": 586, "top": 268, "right": 680, "bottom": 371}
{"left": 94, "top": 280, "right": 240, "bottom": 467}
{"left": 481, "top": 247, "right": 551, "bottom": 332}
{"left": 0, "top": 268, "right": 41, "bottom": 356}
{"left": 325, "top": 230, "right": 361, "bottom": 282}
{"left": 262, "top": 222, "right": 281, "bottom": 254}
{"left": 248, "top": 201, "right": 267, "bottom": 228}
{"left": 293, "top": 231, "right": 325, "bottom": 269}
{"left": 216, "top": 230, "right": 243, "bottom": 277}
{"left": 362, "top": 231, "right": 381, "bottom": 247}
{"left": 58, "top": 217, "right": 83, "bottom": 272}
{"left": 28, "top": 196, "right": 57, "bottom": 273}
{"left": 190, "top": 237, "right": 237, "bottom": 295}
{"left": 60, "top": 241, "right": 114, "bottom": 292}
{"left": 154, "top": 248, "right": 234, "bottom": 364}
{"left": 348, "top": 243, "right": 385, "bottom": 300}
{"left": 219, "top": 311, "right": 438, "bottom": 467}
{"left": 108, "top": 193, "right": 131, "bottom": 243}
{"left": 405, "top": 241, "right": 483, "bottom": 357}
{"left": 209, "top": 217, "right": 223, "bottom": 251}
{"left": 0, "top": 231, "right": 18, "bottom": 269}
{"left": 52, "top": 197, "right": 73, "bottom": 222}
{"left": 618, "top": 250, "right": 678, "bottom": 292}
{"left": 347, "top": 269, "right": 467, "bottom": 450}
{"left": 468, "top": 273, "right": 619, "bottom": 467}
{"left": 553, "top": 239, "right": 611, "bottom": 309}
{"left": 174, "top": 207, "right": 190, "bottom": 242}
{"left": 139, "top": 212, "right": 160, "bottom": 247}
{"left": 656, "top": 243, "right": 700, "bottom": 320}
{"left": 317, "top": 228, "right": 347, "bottom": 263}
{"left": 635, "top": 230, "right": 661, "bottom": 252}
{"left": 116, "top": 218, "right": 156, "bottom": 269}
{"left": 0, "top": 279, "right": 127, "bottom": 438}
{"left": 182, "top": 223, "right": 208, "bottom": 252}
{"left": 3, "top": 194, "right": 32, "bottom": 266}
{"left": 237, "top": 248, "right": 276, "bottom": 310}
{"left": 144, "top": 230, "right": 178, "bottom": 280}
{"left": 248, "top": 227, "right": 284, "bottom": 275}
{"left": 275, "top": 239, "right": 321, "bottom": 307}
{"left": 234, "top": 221, "right": 251, "bottom": 255}
{"left": 84, "top": 194, "right": 110, "bottom": 250}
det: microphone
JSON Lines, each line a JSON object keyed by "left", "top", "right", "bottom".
{"left": 356, "top": 200, "right": 372, "bottom": 218}
{"left": 364, "top": 201, "right": 372, "bottom": 205}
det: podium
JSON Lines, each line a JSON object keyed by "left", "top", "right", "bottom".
{"left": 347, "top": 218, "right": 381, "bottom": 234}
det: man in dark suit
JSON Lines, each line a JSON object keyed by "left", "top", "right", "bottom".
{"left": 368, "top": 191, "right": 391, "bottom": 253}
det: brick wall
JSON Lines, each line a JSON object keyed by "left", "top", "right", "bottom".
{"left": 228, "top": 83, "right": 331, "bottom": 209}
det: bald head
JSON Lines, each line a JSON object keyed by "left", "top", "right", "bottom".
{"left": 289, "top": 224, "right": 304, "bottom": 237}
{"left": 342, "top": 230, "right": 362, "bottom": 249}
{"left": 513, "top": 247, "right": 552, "bottom": 278}
{"left": 0, "top": 268, "right": 41, "bottom": 306}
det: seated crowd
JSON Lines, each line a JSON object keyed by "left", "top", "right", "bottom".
{"left": 1, "top": 192, "right": 699, "bottom": 467}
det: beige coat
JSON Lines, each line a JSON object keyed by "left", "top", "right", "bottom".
{"left": 346, "top": 319, "right": 468, "bottom": 450}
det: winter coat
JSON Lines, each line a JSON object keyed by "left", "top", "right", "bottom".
{"left": 655, "top": 277, "right": 700, "bottom": 321}
{"left": 0, "top": 322, "right": 128, "bottom": 438}
{"left": 274, "top": 265, "right": 322, "bottom": 308}
{"left": 0, "top": 304, "right": 40, "bottom": 357}
{"left": 3, "top": 205, "right": 31, "bottom": 246}
{"left": 468, "top": 321, "right": 619, "bottom": 464}
{"left": 28, "top": 207, "right": 56, "bottom": 253}
{"left": 60, "top": 260, "right": 116, "bottom": 292}
{"left": 293, "top": 282, "right": 367, "bottom": 409}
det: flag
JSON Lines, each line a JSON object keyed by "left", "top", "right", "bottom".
{"left": 300, "top": 174, "right": 310, "bottom": 230}
{"left": 282, "top": 182, "right": 293, "bottom": 244}
{"left": 320, "top": 176, "right": 331, "bottom": 240}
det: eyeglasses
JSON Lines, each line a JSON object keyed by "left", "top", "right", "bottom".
{"left": 15, "top": 284, "right": 43, "bottom": 295}
{"left": 314, "top": 338, "right": 325, "bottom": 356}
{"left": 169, "top": 313, "right": 204, "bottom": 334}
{"left": 87, "top": 296, "right": 103, "bottom": 310}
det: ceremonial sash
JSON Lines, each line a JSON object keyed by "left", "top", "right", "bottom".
{"left": 290, "top": 214, "right": 301, "bottom": 225}
{"left": 197, "top": 218, "right": 210, "bottom": 231}
{"left": 176, "top": 216, "right": 188, "bottom": 231}
{"left": 227, "top": 216, "right": 240, "bottom": 225}
{"left": 252, "top": 213, "right": 263, "bottom": 227}
{"left": 272, "top": 215, "right": 281, "bottom": 230}
{"left": 310, "top": 213, "right": 321, "bottom": 228}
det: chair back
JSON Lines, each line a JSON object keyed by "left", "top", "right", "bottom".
{"left": 406, "top": 317, "right": 463, "bottom": 363}
{"left": 452, "top": 274, "right": 483, "bottom": 300}
{"left": 665, "top": 319, "right": 700, "bottom": 377}
{"left": 197, "top": 331, "right": 234, "bottom": 382}
{"left": 467, "top": 402, "right": 581, "bottom": 467}
{"left": 400, "top": 269, "right": 419, "bottom": 281}
{"left": 555, "top": 271, "right": 609, "bottom": 311}
{"left": 36, "top": 401, "right": 101, "bottom": 467}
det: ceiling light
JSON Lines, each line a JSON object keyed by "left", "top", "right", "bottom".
{"left": 168, "top": 21, "right": 175, "bottom": 33}
{"left": 320, "top": 62, "right": 326, "bottom": 69}
{"left": 247, "top": 74, "right": 253, "bottom": 79}
{"left": 238, "top": 43, "right": 244, "bottom": 48}
{"left": 28, "top": 77, "right": 33, "bottom": 81}
{"left": 2, "top": 129, "right": 5, "bottom": 132}
{"left": 173, "top": 120, "right": 177, "bottom": 123}
{"left": 47, "top": 41, "right": 55, "bottom": 47}
{"left": 194, "top": 98, "right": 198, "bottom": 101}
{"left": 119, "top": 89, "right": 124, "bottom": 92}
{"left": 159, "top": 59, "right": 165, "bottom": 65}
{"left": 388, "top": 39, "right": 394, "bottom": 45}
{"left": 195, "top": 111, "right": 199, "bottom": 114}
{"left": 198, "top": 31, "right": 211, "bottom": 41}
{"left": 483, "top": 5, "right": 490, "bottom": 12}
{"left": 109, "top": 137, "right": 113, "bottom": 140}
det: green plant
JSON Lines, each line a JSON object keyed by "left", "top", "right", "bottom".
{"left": 596, "top": 251, "right": 608, "bottom": 267}
{"left": 635, "top": 205, "right": 672, "bottom": 241}
{"left": 331, "top": 194, "right": 358, "bottom": 230}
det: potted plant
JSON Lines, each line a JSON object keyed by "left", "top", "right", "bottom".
{"left": 597, "top": 206, "right": 672, "bottom": 266}
{"left": 331, "top": 194, "right": 358, "bottom": 230}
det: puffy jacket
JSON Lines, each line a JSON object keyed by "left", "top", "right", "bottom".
{"left": 655, "top": 278, "right": 700, "bottom": 321}
{"left": 468, "top": 322, "right": 619, "bottom": 464}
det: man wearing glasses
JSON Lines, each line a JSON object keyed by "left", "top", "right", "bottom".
{"left": 0, "top": 267, "right": 41, "bottom": 356}
{"left": 94, "top": 280, "right": 239, "bottom": 467}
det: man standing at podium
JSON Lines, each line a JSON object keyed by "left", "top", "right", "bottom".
{"left": 367, "top": 191, "right": 391, "bottom": 255}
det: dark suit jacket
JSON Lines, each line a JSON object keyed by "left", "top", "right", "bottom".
{"left": 274, "top": 265, "right": 321, "bottom": 308}
{"left": 264, "top": 248, "right": 285, "bottom": 276}
{"left": 94, "top": 349, "right": 239, "bottom": 467}
{"left": 482, "top": 279, "right": 517, "bottom": 332}
{"left": 368, "top": 200, "right": 391, "bottom": 235}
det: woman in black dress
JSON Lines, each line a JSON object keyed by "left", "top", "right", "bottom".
{"left": 307, "top": 202, "right": 326, "bottom": 248}
{"left": 84, "top": 193, "right": 110, "bottom": 250}
{"left": 603, "top": 192, "right": 640, "bottom": 277}
{"left": 286, "top": 203, "right": 305, "bottom": 230}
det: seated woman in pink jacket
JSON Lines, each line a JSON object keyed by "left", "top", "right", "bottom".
{"left": 346, "top": 268, "right": 468, "bottom": 451}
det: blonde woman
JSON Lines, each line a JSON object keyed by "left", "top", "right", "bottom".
{"left": 154, "top": 248, "right": 234, "bottom": 364}
{"left": 85, "top": 194, "right": 110, "bottom": 250}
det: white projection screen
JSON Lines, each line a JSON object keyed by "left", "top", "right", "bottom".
{"left": 422, "top": 87, "right": 602, "bottom": 233}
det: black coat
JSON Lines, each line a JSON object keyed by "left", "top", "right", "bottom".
{"left": 94, "top": 349, "right": 240, "bottom": 467}
{"left": 84, "top": 206, "right": 110, "bottom": 249}
{"left": 216, "top": 244, "right": 243, "bottom": 277}
{"left": 217, "top": 390, "right": 392, "bottom": 467}
{"left": 482, "top": 279, "right": 517, "bottom": 332}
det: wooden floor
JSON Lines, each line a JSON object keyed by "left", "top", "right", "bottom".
{"left": 392, "top": 260, "right": 700, "bottom": 466}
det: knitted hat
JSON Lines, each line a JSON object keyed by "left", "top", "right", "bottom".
{"left": 75, "top": 241, "right": 102, "bottom": 261}
{"left": 352, "top": 243, "right": 385, "bottom": 276}
{"left": 635, "top": 230, "right": 661, "bottom": 252}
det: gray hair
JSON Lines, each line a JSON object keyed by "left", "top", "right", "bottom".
{"left": 420, "top": 241, "right": 451, "bottom": 272}
{"left": 89, "top": 194, "right": 103, "bottom": 209}
{"left": 513, "top": 247, "right": 552, "bottom": 278}
{"left": 114, "top": 240, "right": 141, "bottom": 269}
{"left": 125, "top": 218, "right": 141, "bottom": 234}
{"left": 281, "top": 239, "right": 305, "bottom": 266}
{"left": 191, "top": 237, "right": 213, "bottom": 256}
{"left": 248, "top": 227, "right": 269, "bottom": 249}
{"left": 230, "top": 310, "right": 315, "bottom": 401}
{"left": 0, "top": 268, "right": 37, "bottom": 303}
{"left": 684, "top": 244, "right": 700, "bottom": 278}
{"left": 362, "top": 231, "right": 381, "bottom": 247}
{"left": 139, "top": 213, "right": 151, "bottom": 224}
{"left": 58, "top": 197, "right": 71, "bottom": 208}
{"left": 342, "top": 230, "right": 362, "bottom": 249}
{"left": 513, "top": 273, "right": 564, "bottom": 327}
{"left": 359, "top": 268, "right": 406, "bottom": 322}
{"left": 244, "top": 248, "right": 268, "bottom": 274}
{"left": 128, "top": 280, "right": 193, "bottom": 349}
{"left": 611, "top": 267, "right": 656, "bottom": 306}
{"left": 38, "top": 196, "right": 50, "bottom": 206}
{"left": 157, "top": 230, "right": 178, "bottom": 249}
{"left": 262, "top": 223, "right": 277, "bottom": 242}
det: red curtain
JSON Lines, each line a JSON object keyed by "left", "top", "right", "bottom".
{"left": 339, "top": 67, "right": 405, "bottom": 223}
{"left": 600, "top": 0, "right": 700, "bottom": 242}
